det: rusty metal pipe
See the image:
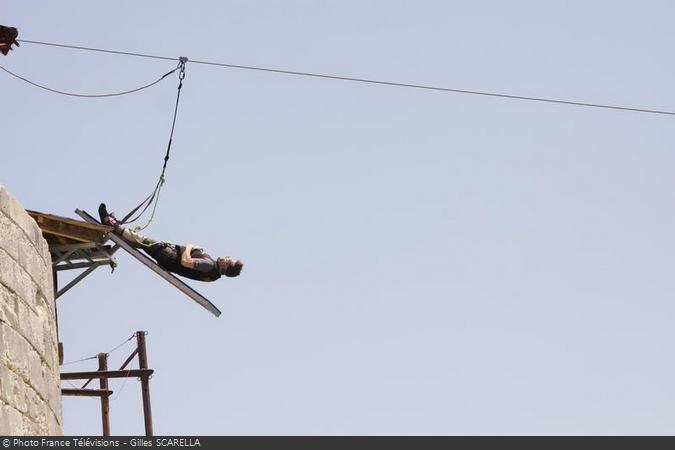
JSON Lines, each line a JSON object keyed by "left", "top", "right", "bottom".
{"left": 98, "top": 353, "right": 111, "bottom": 436}
{"left": 136, "top": 331, "right": 154, "bottom": 436}
{"left": 62, "top": 369, "right": 153, "bottom": 380}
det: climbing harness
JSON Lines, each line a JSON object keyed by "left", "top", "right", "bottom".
{"left": 120, "top": 57, "right": 188, "bottom": 232}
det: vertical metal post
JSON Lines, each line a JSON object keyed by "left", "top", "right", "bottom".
{"left": 136, "top": 331, "right": 154, "bottom": 436}
{"left": 53, "top": 268, "right": 64, "bottom": 365}
{"left": 52, "top": 268, "right": 58, "bottom": 336}
{"left": 98, "top": 353, "right": 111, "bottom": 436}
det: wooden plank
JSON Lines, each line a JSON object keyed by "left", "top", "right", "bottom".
{"left": 27, "top": 210, "right": 112, "bottom": 233}
{"left": 44, "top": 234, "right": 79, "bottom": 246}
{"left": 28, "top": 211, "right": 111, "bottom": 244}
{"left": 75, "top": 209, "right": 222, "bottom": 318}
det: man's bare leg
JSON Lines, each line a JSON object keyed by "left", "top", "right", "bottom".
{"left": 117, "top": 227, "right": 151, "bottom": 248}
{"left": 98, "top": 203, "right": 153, "bottom": 248}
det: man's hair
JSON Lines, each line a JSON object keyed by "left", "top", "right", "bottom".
{"left": 224, "top": 260, "right": 243, "bottom": 277}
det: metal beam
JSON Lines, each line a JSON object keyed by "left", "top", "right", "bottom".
{"left": 136, "top": 332, "right": 153, "bottom": 436}
{"left": 55, "top": 265, "right": 102, "bottom": 299}
{"left": 98, "top": 353, "right": 111, "bottom": 436}
{"left": 75, "top": 209, "right": 222, "bottom": 318}
{"left": 52, "top": 242, "right": 118, "bottom": 298}
{"left": 61, "top": 369, "right": 154, "bottom": 380}
{"left": 53, "top": 248, "right": 78, "bottom": 266}
{"left": 119, "top": 349, "right": 139, "bottom": 371}
{"left": 55, "top": 260, "right": 111, "bottom": 272}
{"left": 61, "top": 389, "right": 113, "bottom": 397}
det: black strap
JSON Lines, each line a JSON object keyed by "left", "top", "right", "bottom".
{"left": 121, "top": 59, "right": 186, "bottom": 225}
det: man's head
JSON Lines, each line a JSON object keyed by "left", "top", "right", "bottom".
{"left": 217, "top": 257, "right": 244, "bottom": 277}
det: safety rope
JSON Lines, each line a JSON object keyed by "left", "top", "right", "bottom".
{"left": 79, "top": 334, "right": 137, "bottom": 390}
{"left": 110, "top": 360, "right": 135, "bottom": 401}
{"left": 104, "top": 333, "right": 136, "bottom": 355}
{"left": 61, "top": 355, "right": 98, "bottom": 366}
{"left": 121, "top": 57, "right": 187, "bottom": 228}
{"left": 0, "top": 64, "right": 179, "bottom": 98}
{"left": 61, "top": 333, "right": 135, "bottom": 367}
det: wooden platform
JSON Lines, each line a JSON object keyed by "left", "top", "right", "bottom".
{"left": 27, "top": 210, "right": 112, "bottom": 246}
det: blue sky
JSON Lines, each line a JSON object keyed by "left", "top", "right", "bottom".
{"left": 3, "top": 1, "right": 675, "bottom": 435}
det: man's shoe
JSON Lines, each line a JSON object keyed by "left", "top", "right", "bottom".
{"left": 98, "top": 203, "right": 119, "bottom": 227}
{"left": 98, "top": 203, "right": 110, "bottom": 223}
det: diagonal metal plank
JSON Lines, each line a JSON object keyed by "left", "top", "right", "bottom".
{"left": 75, "top": 209, "right": 222, "bottom": 318}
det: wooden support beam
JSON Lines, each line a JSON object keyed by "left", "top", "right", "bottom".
{"left": 28, "top": 210, "right": 111, "bottom": 244}
{"left": 35, "top": 220, "right": 107, "bottom": 244}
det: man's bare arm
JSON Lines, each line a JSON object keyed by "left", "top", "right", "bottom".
{"left": 181, "top": 244, "right": 196, "bottom": 268}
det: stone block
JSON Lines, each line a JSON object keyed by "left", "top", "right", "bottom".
{"left": 0, "top": 249, "right": 38, "bottom": 315}
{"left": 0, "top": 248, "right": 19, "bottom": 297}
{"left": 39, "top": 270, "right": 55, "bottom": 304}
{"left": 47, "top": 413, "right": 62, "bottom": 436}
{"left": 0, "top": 187, "right": 20, "bottom": 226}
{"left": 41, "top": 331, "right": 57, "bottom": 374}
{"left": 25, "top": 387, "right": 49, "bottom": 434}
{"left": 22, "top": 415, "right": 42, "bottom": 436}
{"left": 23, "top": 297, "right": 55, "bottom": 367}
{"left": 0, "top": 288, "right": 19, "bottom": 330}
{"left": 0, "top": 214, "right": 20, "bottom": 264}
{"left": 0, "top": 188, "right": 50, "bottom": 268}
{"left": 0, "top": 323, "right": 30, "bottom": 380}
{"left": 15, "top": 300, "right": 39, "bottom": 358}
{"left": 19, "top": 245, "right": 43, "bottom": 295}
{"left": 46, "top": 373, "right": 62, "bottom": 424}
{"left": 32, "top": 254, "right": 51, "bottom": 301}
{"left": 0, "top": 402, "right": 26, "bottom": 435}
{"left": 27, "top": 350, "right": 46, "bottom": 401}
{"left": 0, "top": 188, "right": 38, "bottom": 250}
{"left": 0, "top": 364, "right": 28, "bottom": 414}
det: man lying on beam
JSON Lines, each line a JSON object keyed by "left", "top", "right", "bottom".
{"left": 98, "top": 203, "right": 243, "bottom": 282}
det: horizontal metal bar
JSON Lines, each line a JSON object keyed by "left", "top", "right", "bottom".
{"left": 55, "top": 265, "right": 100, "bottom": 299}
{"left": 61, "top": 369, "right": 153, "bottom": 380}
{"left": 62, "top": 388, "right": 113, "bottom": 397}
{"left": 80, "top": 348, "right": 140, "bottom": 390}
{"left": 53, "top": 248, "right": 78, "bottom": 265}
{"left": 55, "top": 260, "right": 112, "bottom": 272}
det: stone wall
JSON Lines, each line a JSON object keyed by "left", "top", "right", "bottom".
{"left": 0, "top": 185, "right": 62, "bottom": 435}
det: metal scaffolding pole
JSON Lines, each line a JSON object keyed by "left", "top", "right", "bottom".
{"left": 136, "top": 331, "right": 154, "bottom": 436}
{"left": 98, "top": 353, "right": 111, "bottom": 436}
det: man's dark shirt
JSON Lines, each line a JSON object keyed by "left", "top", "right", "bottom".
{"left": 142, "top": 243, "right": 221, "bottom": 282}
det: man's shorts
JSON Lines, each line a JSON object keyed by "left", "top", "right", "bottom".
{"left": 140, "top": 241, "right": 179, "bottom": 268}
